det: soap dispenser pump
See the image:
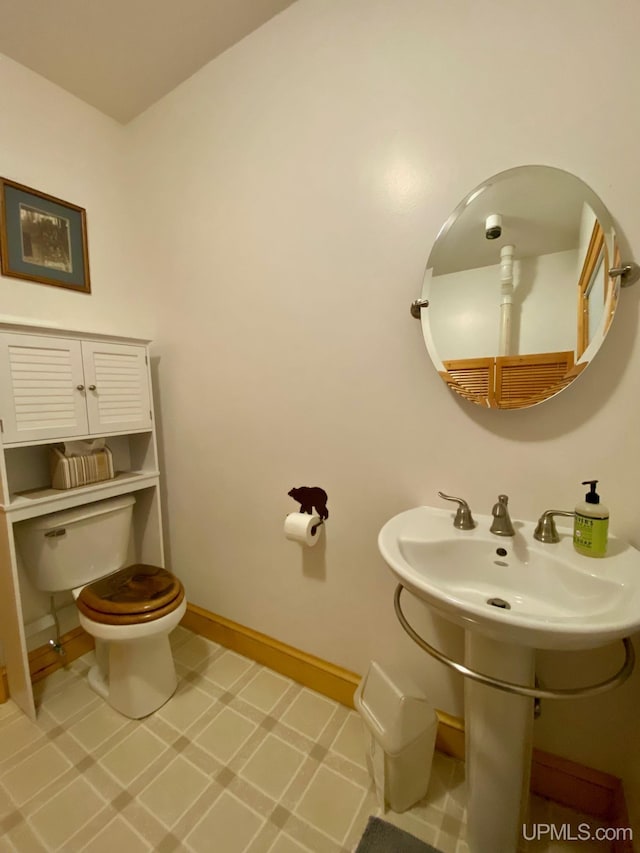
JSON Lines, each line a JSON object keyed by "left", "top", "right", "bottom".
{"left": 573, "top": 479, "right": 609, "bottom": 557}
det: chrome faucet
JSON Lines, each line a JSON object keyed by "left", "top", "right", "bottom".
{"left": 490, "top": 494, "right": 515, "bottom": 536}
{"left": 438, "top": 492, "right": 476, "bottom": 530}
{"left": 533, "top": 510, "right": 575, "bottom": 543}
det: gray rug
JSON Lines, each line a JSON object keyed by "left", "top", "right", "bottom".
{"left": 355, "top": 816, "right": 441, "bottom": 852}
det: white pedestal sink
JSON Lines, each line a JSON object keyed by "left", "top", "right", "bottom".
{"left": 464, "top": 635, "right": 535, "bottom": 852}
{"left": 379, "top": 505, "right": 639, "bottom": 853}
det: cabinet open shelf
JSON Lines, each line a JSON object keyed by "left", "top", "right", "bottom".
{"left": 6, "top": 469, "right": 161, "bottom": 520}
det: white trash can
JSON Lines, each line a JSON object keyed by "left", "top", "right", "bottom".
{"left": 354, "top": 660, "right": 438, "bottom": 812}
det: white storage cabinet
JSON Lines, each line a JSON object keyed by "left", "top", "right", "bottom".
{"left": 0, "top": 323, "right": 165, "bottom": 721}
{"left": 0, "top": 333, "right": 152, "bottom": 444}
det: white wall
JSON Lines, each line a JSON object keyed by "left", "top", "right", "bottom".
{"left": 0, "top": 53, "right": 151, "bottom": 339}
{"left": 126, "top": 0, "right": 640, "bottom": 833}
{"left": 1, "top": 0, "right": 639, "bottom": 836}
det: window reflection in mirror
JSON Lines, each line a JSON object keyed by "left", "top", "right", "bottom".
{"left": 421, "top": 166, "right": 620, "bottom": 409}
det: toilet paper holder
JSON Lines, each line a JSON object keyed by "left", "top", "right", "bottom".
{"left": 287, "top": 486, "right": 329, "bottom": 525}
{"left": 286, "top": 486, "right": 329, "bottom": 543}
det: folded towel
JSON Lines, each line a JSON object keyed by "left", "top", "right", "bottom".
{"left": 50, "top": 445, "right": 114, "bottom": 490}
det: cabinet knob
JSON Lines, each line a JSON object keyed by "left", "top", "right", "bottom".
{"left": 88, "top": 385, "right": 97, "bottom": 391}
{"left": 76, "top": 384, "right": 85, "bottom": 391}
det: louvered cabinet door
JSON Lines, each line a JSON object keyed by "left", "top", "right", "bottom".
{"left": 495, "top": 351, "right": 574, "bottom": 409}
{"left": 0, "top": 334, "right": 89, "bottom": 444}
{"left": 81, "top": 341, "right": 152, "bottom": 434}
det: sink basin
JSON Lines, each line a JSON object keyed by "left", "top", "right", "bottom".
{"left": 379, "top": 505, "right": 640, "bottom": 649}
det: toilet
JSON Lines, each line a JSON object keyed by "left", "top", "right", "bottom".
{"left": 16, "top": 494, "right": 186, "bottom": 719}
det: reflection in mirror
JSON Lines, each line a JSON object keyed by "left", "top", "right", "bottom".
{"left": 421, "top": 166, "right": 620, "bottom": 409}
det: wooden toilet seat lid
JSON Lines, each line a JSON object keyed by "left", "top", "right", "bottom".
{"left": 77, "top": 585, "right": 184, "bottom": 625}
{"left": 77, "top": 564, "right": 182, "bottom": 617}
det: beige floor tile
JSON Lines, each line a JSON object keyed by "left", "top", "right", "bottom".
{"left": 435, "top": 817, "right": 465, "bottom": 853}
{"left": 32, "top": 665, "right": 79, "bottom": 704}
{"left": 239, "top": 669, "right": 292, "bottom": 713}
{"left": 268, "top": 832, "right": 314, "bottom": 853}
{"left": 169, "top": 626, "right": 193, "bottom": 649}
{"left": 186, "top": 791, "right": 264, "bottom": 853}
{"left": 240, "top": 733, "right": 306, "bottom": 799}
{"left": 424, "top": 752, "right": 457, "bottom": 812}
{"left": 67, "top": 701, "right": 129, "bottom": 751}
{"left": 172, "top": 634, "right": 219, "bottom": 669}
{"left": 0, "top": 699, "right": 20, "bottom": 722}
{"left": 0, "top": 634, "right": 609, "bottom": 853}
{"left": 201, "top": 650, "right": 254, "bottom": 689}
{"left": 444, "top": 761, "right": 466, "bottom": 819}
{"left": 81, "top": 815, "right": 152, "bottom": 852}
{"left": 195, "top": 707, "right": 257, "bottom": 763}
{"left": 0, "top": 780, "right": 16, "bottom": 819}
{"left": 0, "top": 714, "right": 45, "bottom": 763}
{"left": 30, "top": 776, "right": 105, "bottom": 849}
{"left": 42, "top": 678, "right": 100, "bottom": 723}
{"left": 280, "top": 689, "right": 335, "bottom": 740}
{"left": 138, "top": 755, "right": 210, "bottom": 829}
{"left": 4, "top": 819, "right": 49, "bottom": 852}
{"left": 156, "top": 681, "right": 214, "bottom": 731}
{"left": 295, "top": 765, "right": 366, "bottom": 843}
{"left": 100, "top": 726, "right": 168, "bottom": 786}
{"left": 1, "top": 742, "right": 71, "bottom": 806}
{"left": 330, "top": 712, "right": 367, "bottom": 767}
{"left": 381, "top": 808, "right": 442, "bottom": 849}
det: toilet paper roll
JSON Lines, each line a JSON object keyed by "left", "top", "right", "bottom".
{"left": 284, "top": 513, "right": 322, "bottom": 546}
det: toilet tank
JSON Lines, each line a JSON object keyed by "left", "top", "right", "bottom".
{"left": 16, "top": 494, "right": 136, "bottom": 592}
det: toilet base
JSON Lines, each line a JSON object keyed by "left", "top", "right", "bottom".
{"left": 87, "top": 663, "right": 109, "bottom": 700}
{"left": 87, "top": 634, "right": 179, "bottom": 719}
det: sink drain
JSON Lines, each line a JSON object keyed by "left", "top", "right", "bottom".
{"left": 487, "top": 597, "right": 511, "bottom": 609}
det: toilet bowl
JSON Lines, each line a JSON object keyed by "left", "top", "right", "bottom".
{"left": 16, "top": 495, "right": 186, "bottom": 719}
{"left": 75, "top": 563, "right": 187, "bottom": 717}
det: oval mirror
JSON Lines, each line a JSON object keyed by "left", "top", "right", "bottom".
{"left": 420, "top": 165, "right": 621, "bottom": 409}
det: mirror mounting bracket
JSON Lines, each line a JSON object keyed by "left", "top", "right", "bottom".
{"left": 610, "top": 262, "right": 640, "bottom": 288}
{"left": 410, "top": 298, "right": 429, "bottom": 318}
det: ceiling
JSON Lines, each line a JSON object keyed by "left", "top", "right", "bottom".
{"left": 0, "top": 0, "right": 297, "bottom": 123}
{"left": 429, "top": 167, "right": 598, "bottom": 275}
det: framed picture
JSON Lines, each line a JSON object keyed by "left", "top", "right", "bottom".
{"left": 0, "top": 178, "right": 90, "bottom": 293}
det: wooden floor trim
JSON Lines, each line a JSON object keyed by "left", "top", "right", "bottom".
{"left": 530, "top": 747, "right": 624, "bottom": 823}
{"left": 181, "top": 602, "right": 630, "bottom": 828}
{"left": 181, "top": 602, "right": 360, "bottom": 708}
{"left": 0, "top": 668, "right": 8, "bottom": 704}
{"left": 27, "top": 626, "right": 95, "bottom": 684}
{"left": 0, "top": 627, "right": 95, "bottom": 703}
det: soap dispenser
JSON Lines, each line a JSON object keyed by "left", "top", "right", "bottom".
{"left": 573, "top": 480, "right": 609, "bottom": 557}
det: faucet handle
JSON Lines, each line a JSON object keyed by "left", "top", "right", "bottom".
{"left": 438, "top": 492, "right": 476, "bottom": 530}
{"left": 534, "top": 510, "right": 576, "bottom": 544}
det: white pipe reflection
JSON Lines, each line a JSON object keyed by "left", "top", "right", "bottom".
{"left": 499, "top": 244, "right": 515, "bottom": 356}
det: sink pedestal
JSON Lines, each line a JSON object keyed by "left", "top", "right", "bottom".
{"left": 464, "top": 633, "right": 535, "bottom": 853}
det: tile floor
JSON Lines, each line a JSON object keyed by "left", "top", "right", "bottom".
{"left": 0, "top": 628, "right": 614, "bottom": 852}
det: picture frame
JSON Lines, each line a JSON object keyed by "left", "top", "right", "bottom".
{"left": 0, "top": 178, "right": 90, "bottom": 293}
